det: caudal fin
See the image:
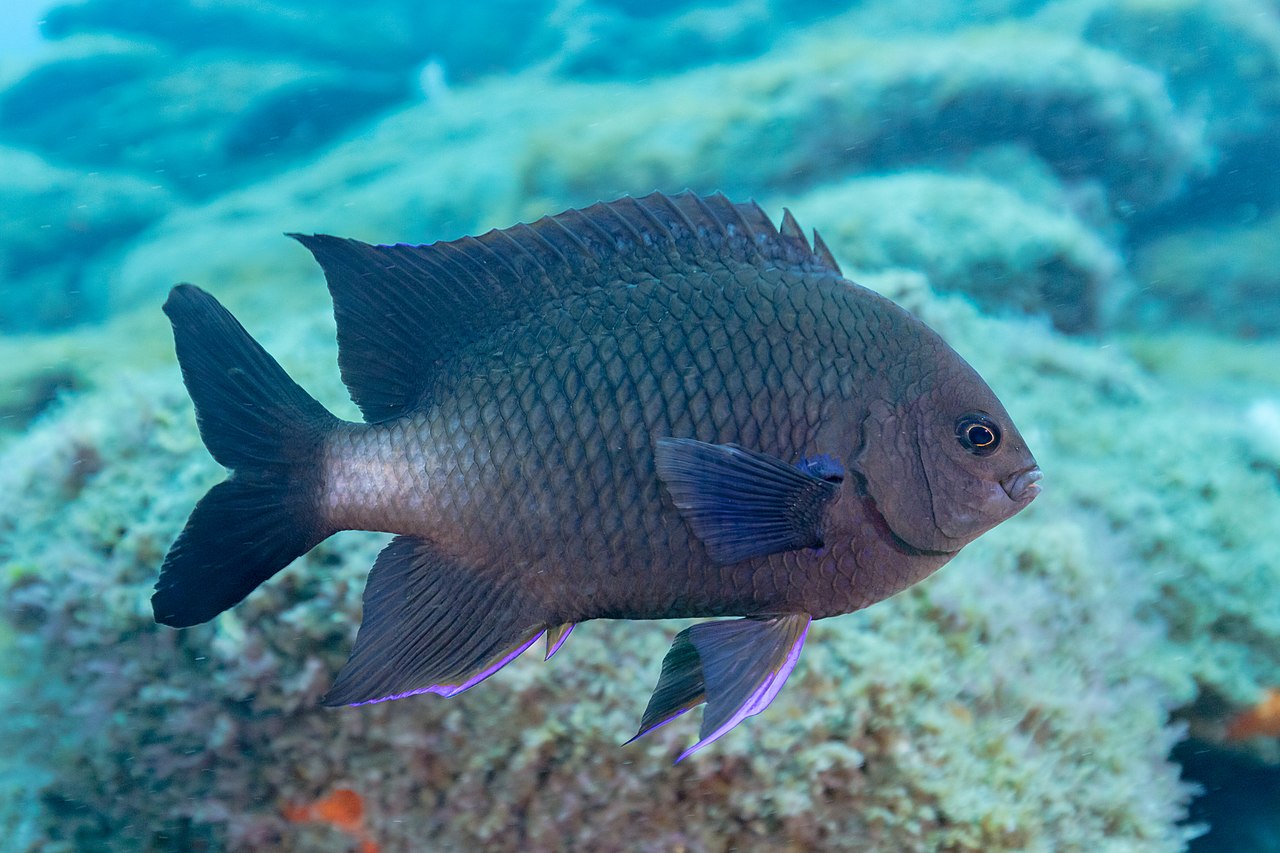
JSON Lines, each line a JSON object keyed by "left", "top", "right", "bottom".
{"left": 153, "top": 284, "right": 340, "bottom": 628}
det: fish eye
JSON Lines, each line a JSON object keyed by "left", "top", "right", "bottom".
{"left": 955, "top": 412, "right": 1001, "bottom": 456}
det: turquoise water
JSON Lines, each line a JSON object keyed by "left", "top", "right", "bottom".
{"left": 2, "top": 1, "right": 1279, "bottom": 850}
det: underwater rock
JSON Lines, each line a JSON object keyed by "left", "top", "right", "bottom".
{"left": 1129, "top": 211, "right": 1280, "bottom": 337}
{"left": 40, "top": 0, "right": 557, "bottom": 80}
{"left": 0, "top": 146, "right": 173, "bottom": 331}
{"left": 551, "top": 0, "right": 774, "bottom": 78}
{"left": 0, "top": 34, "right": 161, "bottom": 119}
{"left": 523, "top": 28, "right": 1204, "bottom": 213}
{"left": 794, "top": 172, "right": 1125, "bottom": 333}
{"left": 95, "top": 23, "right": 1198, "bottom": 321}
{"left": 36, "top": 0, "right": 859, "bottom": 88}
{"left": 1082, "top": 0, "right": 1280, "bottom": 152}
{"left": 1081, "top": 0, "right": 1280, "bottom": 227}
{"left": 0, "top": 42, "right": 407, "bottom": 198}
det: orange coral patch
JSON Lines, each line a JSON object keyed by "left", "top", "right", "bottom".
{"left": 311, "top": 788, "right": 365, "bottom": 832}
{"left": 1225, "top": 688, "right": 1280, "bottom": 741}
{"left": 284, "top": 788, "right": 380, "bottom": 853}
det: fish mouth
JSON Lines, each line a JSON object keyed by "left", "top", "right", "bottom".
{"left": 1000, "top": 465, "right": 1042, "bottom": 503}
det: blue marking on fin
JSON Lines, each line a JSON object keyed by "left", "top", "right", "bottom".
{"left": 654, "top": 438, "right": 842, "bottom": 564}
{"left": 798, "top": 453, "right": 844, "bottom": 482}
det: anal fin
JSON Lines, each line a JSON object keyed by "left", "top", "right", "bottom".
{"left": 323, "top": 535, "right": 546, "bottom": 706}
{"left": 628, "top": 614, "right": 811, "bottom": 761}
{"left": 544, "top": 623, "right": 574, "bottom": 660}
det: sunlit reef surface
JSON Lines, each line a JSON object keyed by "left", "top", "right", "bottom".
{"left": 2, "top": 1, "right": 1280, "bottom": 850}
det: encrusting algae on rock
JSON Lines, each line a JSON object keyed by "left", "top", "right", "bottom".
{"left": 152, "top": 192, "right": 1040, "bottom": 758}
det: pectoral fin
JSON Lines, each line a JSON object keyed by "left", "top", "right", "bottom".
{"left": 655, "top": 438, "right": 842, "bottom": 564}
{"left": 627, "top": 614, "right": 812, "bottom": 761}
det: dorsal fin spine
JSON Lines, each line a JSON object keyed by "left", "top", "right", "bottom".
{"left": 459, "top": 234, "right": 510, "bottom": 276}
{"left": 811, "top": 229, "right": 841, "bottom": 275}
{"left": 741, "top": 200, "right": 781, "bottom": 248}
{"left": 686, "top": 193, "right": 732, "bottom": 241}
{"left": 538, "top": 215, "right": 599, "bottom": 269}
{"left": 622, "top": 195, "right": 676, "bottom": 244}
{"left": 487, "top": 228, "right": 554, "bottom": 280}
{"left": 658, "top": 192, "right": 703, "bottom": 242}
{"left": 712, "top": 193, "right": 769, "bottom": 255}
{"left": 423, "top": 241, "right": 480, "bottom": 294}
{"left": 545, "top": 214, "right": 592, "bottom": 254}
{"left": 596, "top": 199, "right": 649, "bottom": 247}
{"left": 779, "top": 209, "right": 806, "bottom": 244}
{"left": 570, "top": 206, "right": 623, "bottom": 255}
{"left": 457, "top": 236, "right": 514, "bottom": 301}
{"left": 437, "top": 239, "right": 489, "bottom": 289}
{"left": 511, "top": 221, "right": 570, "bottom": 268}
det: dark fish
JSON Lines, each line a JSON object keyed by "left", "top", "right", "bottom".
{"left": 154, "top": 192, "right": 1040, "bottom": 758}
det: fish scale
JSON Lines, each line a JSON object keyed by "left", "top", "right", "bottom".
{"left": 153, "top": 191, "right": 1039, "bottom": 758}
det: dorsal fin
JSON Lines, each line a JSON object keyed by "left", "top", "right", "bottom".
{"left": 811, "top": 229, "right": 842, "bottom": 276}
{"left": 291, "top": 191, "right": 841, "bottom": 423}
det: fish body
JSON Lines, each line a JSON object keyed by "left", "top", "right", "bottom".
{"left": 155, "top": 192, "right": 1040, "bottom": 757}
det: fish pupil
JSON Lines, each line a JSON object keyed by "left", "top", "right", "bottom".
{"left": 956, "top": 413, "right": 1001, "bottom": 456}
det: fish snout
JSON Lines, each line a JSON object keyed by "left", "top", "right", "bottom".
{"left": 1000, "top": 465, "right": 1042, "bottom": 503}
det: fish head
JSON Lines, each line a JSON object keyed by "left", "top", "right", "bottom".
{"left": 855, "top": 360, "right": 1039, "bottom": 554}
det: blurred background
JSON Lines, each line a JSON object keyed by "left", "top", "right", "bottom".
{"left": 1, "top": 1, "right": 1279, "bottom": 850}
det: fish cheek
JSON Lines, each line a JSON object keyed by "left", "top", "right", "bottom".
{"left": 917, "top": 435, "right": 1008, "bottom": 544}
{"left": 855, "top": 400, "right": 961, "bottom": 553}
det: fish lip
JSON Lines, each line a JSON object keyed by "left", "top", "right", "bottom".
{"left": 1000, "top": 465, "right": 1042, "bottom": 503}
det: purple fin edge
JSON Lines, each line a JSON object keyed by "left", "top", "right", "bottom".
{"left": 545, "top": 623, "right": 575, "bottom": 661}
{"left": 675, "top": 617, "right": 811, "bottom": 763}
{"left": 622, "top": 706, "right": 696, "bottom": 747}
{"left": 344, "top": 629, "right": 545, "bottom": 706}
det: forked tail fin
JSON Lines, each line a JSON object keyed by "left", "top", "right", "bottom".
{"left": 153, "top": 284, "right": 340, "bottom": 628}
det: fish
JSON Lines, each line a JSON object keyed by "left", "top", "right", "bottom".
{"left": 154, "top": 191, "right": 1041, "bottom": 759}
